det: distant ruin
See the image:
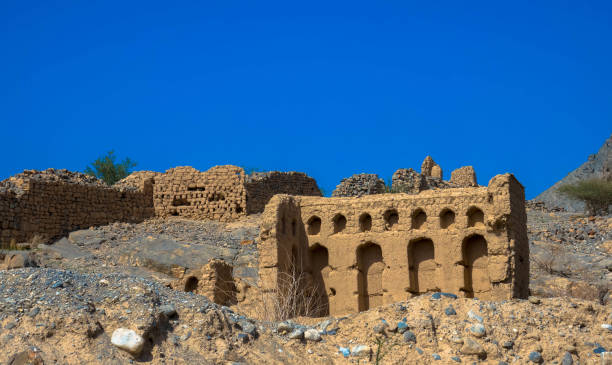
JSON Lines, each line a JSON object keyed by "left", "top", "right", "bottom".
{"left": 333, "top": 156, "right": 479, "bottom": 198}
{"left": 0, "top": 165, "right": 321, "bottom": 244}
{"left": 258, "top": 173, "right": 529, "bottom": 316}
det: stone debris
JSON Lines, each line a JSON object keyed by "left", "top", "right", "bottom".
{"left": 303, "top": 328, "right": 321, "bottom": 342}
{"left": 111, "top": 328, "right": 145, "bottom": 355}
{"left": 332, "top": 173, "right": 385, "bottom": 197}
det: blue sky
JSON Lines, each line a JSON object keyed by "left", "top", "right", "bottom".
{"left": 1, "top": 1, "right": 610, "bottom": 198}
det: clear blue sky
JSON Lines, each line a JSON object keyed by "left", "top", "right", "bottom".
{"left": 1, "top": 1, "right": 610, "bottom": 198}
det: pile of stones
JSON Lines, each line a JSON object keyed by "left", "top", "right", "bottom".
{"left": 332, "top": 173, "right": 386, "bottom": 197}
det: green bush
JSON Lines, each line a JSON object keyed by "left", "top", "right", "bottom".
{"left": 85, "top": 150, "right": 137, "bottom": 185}
{"left": 558, "top": 178, "right": 612, "bottom": 215}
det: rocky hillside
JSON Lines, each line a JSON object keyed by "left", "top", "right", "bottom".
{"left": 535, "top": 134, "right": 612, "bottom": 212}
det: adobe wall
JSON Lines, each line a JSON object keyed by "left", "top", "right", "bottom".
{"left": 0, "top": 169, "right": 153, "bottom": 245}
{"left": 245, "top": 171, "right": 321, "bottom": 214}
{"left": 258, "top": 173, "right": 529, "bottom": 316}
{"left": 0, "top": 165, "right": 321, "bottom": 243}
{"left": 150, "top": 166, "right": 321, "bottom": 221}
{"left": 152, "top": 166, "right": 247, "bottom": 221}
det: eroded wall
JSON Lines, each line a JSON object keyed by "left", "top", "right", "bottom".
{"left": 0, "top": 170, "right": 153, "bottom": 245}
{"left": 259, "top": 173, "right": 529, "bottom": 316}
{"left": 245, "top": 171, "right": 321, "bottom": 214}
{"left": 153, "top": 166, "right": 247, "bottom": 222}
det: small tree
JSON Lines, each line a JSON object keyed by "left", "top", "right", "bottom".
{"left": 558, "top": 178, "right": 612, "bottom": 215}
{"left": 85, "top": 150, "right": 137, "bottom": 185}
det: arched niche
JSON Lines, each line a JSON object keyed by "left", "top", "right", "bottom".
{"left": 356, "top": 242, "right": 384, "bottom": 311}
{"left": 461, "top": 234, "right": 491, "bottom": 298}
{"left": 467, "top": 207, "right": 485, "bottom": 228}
{"left": 407, "top": 238, "right": 437, "bottom": 294}
{"left": 308, "top": 244, "right": 330, "bottom": 316}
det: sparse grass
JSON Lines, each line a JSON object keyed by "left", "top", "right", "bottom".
{"left": 532, "top": 244, "right": 571, "bottom": 278}
{"left": 373, "top": 334, "right": 397, "bottom": 365}
{"left": 255, "top": 269, "right": 326, "bottom": 322}
{"left": 242, "top": 254, "right": 327, "bottom": 322}
{"left": 558, "top": 178, "right": 612, "bottom": 215}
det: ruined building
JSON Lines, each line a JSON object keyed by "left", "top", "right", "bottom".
{"left": 333, "top": 156, "right": 479, "bottom": 198}
{"left": 258, "top": 173, "right": 529, "bottom": 316}
{"left": 0, "top": 165, "right": 321, "bottom": 244}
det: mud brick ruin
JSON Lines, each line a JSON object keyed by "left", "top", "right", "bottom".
{"left": 259, "top": 173, "right": 529, "bottom": 316}
{"left": 149, "top": 166, "right": 321, "bottom": 221}
{"left": 0, "top": 169, "right": 153, "bottom": 245}
{"left": 0, "top": 165, "right": 320, "bottom": 244}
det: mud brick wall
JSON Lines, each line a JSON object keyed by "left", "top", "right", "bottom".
{"left": 0, "top": 169, "right": 153, "bottom": 245}
{"left": 450, "top": 166, "right": 478, "bottom": 187}
{"left": 245, "top": 171, "right": 321, "bottom": 214}
{"left": 150, "top": 166, "right": 321, "bottom": 221}
{"left": 0, "top": 188, "right": 22, "bottom": 244}
{"left": 153, "top": 165, "right": 247, "bottom": 222}
{"left": 259, "top": 173, "right": 529, "bottom": 316}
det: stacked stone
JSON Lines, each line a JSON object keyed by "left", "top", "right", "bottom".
{"left": 0, "top": 169, "right": 153, "bottom": 245}
{"left": 115, "top": 171, "right": 162, "bottom": 191}
{"left": 392, "top": 168, "right": 458, "bottom": 194}
{"left": 332, "top": 174, "right": 386, "bottom": 197}
{"left": 391, "top": 168, "right": 426, "bottom": 193}
{"left": 421, "top": 156, "right": 443, "bottom": 179}
{"left": 450, "top": 166, "right": 478, "bottom": 187}
{"left": 153, "top": 165, "right": 247, "bottom": 222}
{"left": 244, "top": 171, "right": 321, "bottom": 214}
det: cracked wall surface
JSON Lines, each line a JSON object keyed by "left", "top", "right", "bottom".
{"left": 258, "top": 173, "right": 529, "bottom": 316}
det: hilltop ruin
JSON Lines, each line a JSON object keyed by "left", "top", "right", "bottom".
{"left": 0, "top": 165, "right": 320, "bottom": 244}
{"left": 258, "top": 173, "right": 529, "bottom": 316}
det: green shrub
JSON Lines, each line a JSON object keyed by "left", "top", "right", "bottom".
{"left": 85, "top": 150, "right": 137, "bottom": 185}
{"left": 558, "top": 178, "right": 612, "bottom": 215}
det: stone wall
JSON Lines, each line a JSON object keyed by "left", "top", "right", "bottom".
{"left": 152, "top": 166, "right": 247, "bottom": 222}
{"left": 258, "top": 173, "right": 529, "bottom": 316}
{"left": 0, "top": 169, "right": 153, "bottom": 245}
{"left": 0, "top": 165, "right": 321, "bottom": 243}
{"left": 245, "top": 171, "right": 321, "bottom": 214}
{"left": 150, "top": 166, "right": 321, "bottom": 221}
{"left": 332, "top": 174, "right": 386, "bottom": 197}
{"left": 450, "top": 166, "right": 478, "bottom": 187}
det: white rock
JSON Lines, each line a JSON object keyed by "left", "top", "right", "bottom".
{"left": 304, "top": 328, "right": 321, "bottom": 342}
{"left": 111, "top": 328, "right": 145, "bottom": 355}
{"left": 602, "top": 324, "right": 612, "bottom": 331}
{"left": 351, "top": 345, "right": 371, "bottom": 357}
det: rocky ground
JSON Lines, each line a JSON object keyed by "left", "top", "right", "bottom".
{"left": 1, "top": 208, "right": 611, "bottom": 364}
{"left": 527, "top": 207, "right": 612, "bottom": 304}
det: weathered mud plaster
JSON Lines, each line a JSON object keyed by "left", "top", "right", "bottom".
{"left": 258, "top": 173, "right": 529, "bottom": 316}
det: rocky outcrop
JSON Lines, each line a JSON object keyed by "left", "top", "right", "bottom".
{"left": 332, "top": 174, "right": 386, "bottom": 197}
{"left": 535, "top": 134, "right": 612, "bottom": 212}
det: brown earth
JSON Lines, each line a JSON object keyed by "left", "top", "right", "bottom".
{"left": 1, "top": 207, "right": 611, "bottom": 364}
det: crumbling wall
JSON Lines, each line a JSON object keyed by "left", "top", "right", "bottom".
{"left": 244, "top": 171, "right": 321, "bottom": 214}
{"left": 421, "top": 156, "right": 443, "bottom": 179}
{"left": 332, "top": 174, "right": 386, "bottom": 197}
{"left": 0, "top": 169, "right": 153, "bottom": 245}
{"left": 177, "top": 259, "right": 237, "bottom": 306}
{"left": 153, "top": 166, "right": 247, "bottom": 222}
{"left": 450, "top": 166, "right": 478, "bottom": 187}
{"left": 392, "top": 168, "right": 457, "bottom": 193}
{"left": 259, "top": 174, "right": 529, "bottom": 316}
{"left": 0, "top": 187, "right": 21, "bottom": 244}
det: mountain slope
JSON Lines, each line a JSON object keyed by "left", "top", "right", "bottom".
{"left": 534, "top": 134, "right": 612, "bottom": 212}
